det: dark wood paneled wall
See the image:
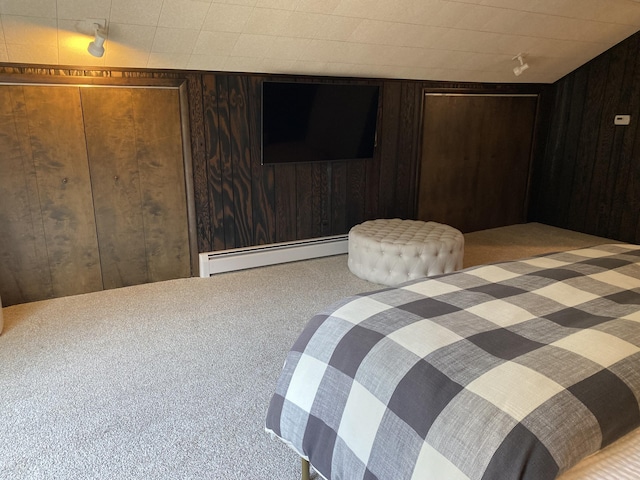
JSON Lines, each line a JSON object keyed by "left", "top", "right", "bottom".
{"left": 192, "top": 74, "right": 423, "bottom": 252}
{"left": 529, "top": 31, "right": 640, "bottom": 243}
{"left": 192, "top": 75, "right": 550, "bottom": 251}
{"left": 0, "top": 64, "right": 549, "bottom": 256}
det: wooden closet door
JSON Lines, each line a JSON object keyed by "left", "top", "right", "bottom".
{"left": 131, "top": 88, "right": 191, "bottom": 282}
{"left": 417, "top": 94, "right": 538, "bottom": 233}
{"left": 0, "top": 87, "right": 52, "bottom": 304}
{"left": 25, "top": 86, "right": 104, "bottom": 298}
{"left": 81, "top": 88, "right": 148, "bottom": 289}
{"left": 82, "top": 87, "right": 190, "bottom": 288}
{"left": 0, "top": 86, "right": 102, "bottom": 305}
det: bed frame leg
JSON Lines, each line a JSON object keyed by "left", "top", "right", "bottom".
{"left": 301, "top": 458, "right": 310, "bottom": 480}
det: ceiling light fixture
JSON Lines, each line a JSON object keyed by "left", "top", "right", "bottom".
{"left": 88, "top": 23, "right": 107, "bottom": 57}
{"left": 512, "top": 53, "right": 529, "bottom": 76}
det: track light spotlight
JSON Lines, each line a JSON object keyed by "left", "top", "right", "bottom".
{"left": 88, "top": 24, "right": 107, "bottom": 57}
{"left": 512, "top": 53, "right": 529, "bottom": 76}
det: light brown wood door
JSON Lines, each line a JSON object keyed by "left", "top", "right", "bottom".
{"left": 0, "top": 85, "right": 191, "bottom": 305}
{"left": 82, "top": 87, "right": 190, "bottom": 289}
{"left": 0, "top": 87, "right": 52, "bottom": 304}
{"left": 0, "top": 86, "right": 103, "bottom": 305}
{"left": 417, "top": 94, "right": 538, "bottom": 233}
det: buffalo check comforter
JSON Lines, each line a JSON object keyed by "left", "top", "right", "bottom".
{"left": 265, "top": 244, "right": 640, "bottom": 480}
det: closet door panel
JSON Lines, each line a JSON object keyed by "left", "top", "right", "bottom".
{"left": 0, "top": 87, "right": 53, "bottom": 305}
{"left": 82, "top": 88, "right": 148, "bottom": 289}
{"left": 417, "top": 94, "right": 537, "bottom": 233}
{"left": 0, "top": 84, "right": 191, "bottom": 306}
{"left": 23, "top": 86, "right": 103, "bottom": 297}
{"left": 131, "top": 88, "right": 190, "bottom": 282}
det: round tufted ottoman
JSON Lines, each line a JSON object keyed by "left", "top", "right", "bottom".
{"left": 348, "top": 219, "right": 464, "bottom": 286}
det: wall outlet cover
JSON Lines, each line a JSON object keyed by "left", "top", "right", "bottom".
{"left": 614, "top": 115, "right": 631, "bottom": 126}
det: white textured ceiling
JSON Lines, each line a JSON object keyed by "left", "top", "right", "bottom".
{"left": 1, "top": 0, "right": 640, "bottom": 83}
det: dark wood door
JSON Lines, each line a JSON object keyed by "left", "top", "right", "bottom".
{"left": 417, "top": 94, "right": 538, "bottom": 233}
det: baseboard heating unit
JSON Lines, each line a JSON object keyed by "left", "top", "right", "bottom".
{"left": 199, "top": 235, "right": 349, "bottom": 277}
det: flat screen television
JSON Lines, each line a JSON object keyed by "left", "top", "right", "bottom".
{"left": 261, "top": 81, "right": 379, "bottom": 165}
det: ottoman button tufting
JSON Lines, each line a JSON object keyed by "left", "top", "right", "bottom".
{"left": 347, "top": 219, "right": 464, "bottom": 286}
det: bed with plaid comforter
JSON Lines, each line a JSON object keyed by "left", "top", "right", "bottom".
{"left": 265, "top": 244, "right": 640, "bottom": 480}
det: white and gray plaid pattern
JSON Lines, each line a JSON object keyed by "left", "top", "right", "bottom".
{"left": 266, "top": 244, "right": 640, "bottom": 480}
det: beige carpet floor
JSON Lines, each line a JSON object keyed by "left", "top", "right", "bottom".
{"left": 463, "top": 222, "right": 617, "bottom": 269}
{"left": 0, "top": 222, "right": 623, "bottom": 480}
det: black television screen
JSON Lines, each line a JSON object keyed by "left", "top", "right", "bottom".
{"left": 261, "top": 81, "right": 379, "bottom": 165}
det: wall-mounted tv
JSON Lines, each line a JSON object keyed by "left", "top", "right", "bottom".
{"left": 261, "top": 81, "right": 380, "bottom": 165}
